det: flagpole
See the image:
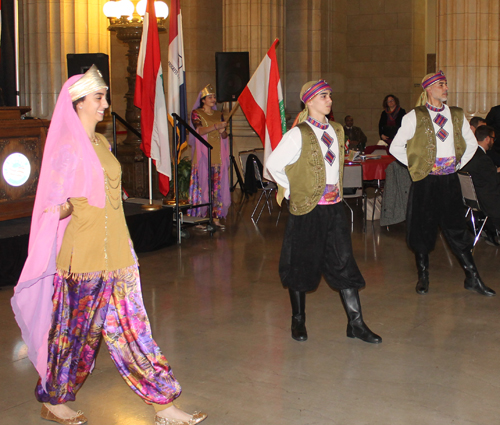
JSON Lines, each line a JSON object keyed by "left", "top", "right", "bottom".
{"left": 226, "top": 101, "right": 240, "bottom": 121}
{"left": 141, "top": 158, "right": 160, "bottom": 210}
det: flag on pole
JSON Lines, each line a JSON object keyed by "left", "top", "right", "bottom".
{"left": 238, "top": 39, "right": 286, "bottom": 179}
{"left": 167, "top": 0, "right": 188, "bottom": 158}
{"left": 134, "top": 0, "right": 171, "bottom": 196}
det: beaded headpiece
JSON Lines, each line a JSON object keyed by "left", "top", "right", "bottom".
{"left": 296, "top": 80, "right": 332, "bottom": 124}
{"left": 68, "top": 64, "right": 108, "bottom": 102}
{"left": 300, "top": 80, "right": 332, "bottom": 103}
{"left": 201, "top": 84, "right": 216, "bottom": 98}
{"left": 415, "top": 71, "right": 447, "bottom": 106}
{"left": 421, "top": 70, "right": 447, "bottom": 89}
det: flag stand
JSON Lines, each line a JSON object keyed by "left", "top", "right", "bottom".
{"left": 163, "top": 145, "right": 189, "bottom": 206}
{"left": 227, "top": 101, "right": 246, "bottom": 194}
{"left": 141, "top": 158, "right": 161, "bottom": 210}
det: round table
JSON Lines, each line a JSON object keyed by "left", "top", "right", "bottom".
{"left": 345, "top": 155, "right": 396, "bottom": 181}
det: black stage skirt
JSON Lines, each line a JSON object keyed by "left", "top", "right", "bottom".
{"left": 406, "top": 173, "right": 472, "bottom": 255}
{"left": 279, "top": 202, "right": 365, "bottom": 292}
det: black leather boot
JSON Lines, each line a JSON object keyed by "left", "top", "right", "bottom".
{"left": 415, "top": 253, "right": 429, "bottom": 294}
{"left": 457, "top": 251, "right": 496, "bottom": 296}
{"left": 289, "top": 289, "right": 307, "bottom": 341}
{"left": 340, "top": 288, "right": 382, "bottom": 344}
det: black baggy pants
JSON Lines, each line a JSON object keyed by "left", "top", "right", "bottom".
{"left": 279, "top": 202, "right": 365, "bottom": 292}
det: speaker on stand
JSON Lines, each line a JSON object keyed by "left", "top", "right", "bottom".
{"left": 215, "top": 52, "right": 250, "bottom": 193}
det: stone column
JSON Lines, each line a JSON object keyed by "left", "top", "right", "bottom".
{"left": 437, "top": 0, "right": 500, "bottom": 118}
{"left": 222, "top": 0, "right": 286, "bottom": 157}
{"left": 287, "top": 0, "right": 346, "bottom": 122}
{"left": 18, "top": 0, "right": 110, "bottom": 119}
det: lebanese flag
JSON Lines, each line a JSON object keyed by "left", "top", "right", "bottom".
{"left": 134, "top": 0, "right": 171, "bottom": 195}
{"left": 167, "top": 0, "right": 188, "bottom": 156}
{"left": 238, "top": 39, "right": 286, "bottom": 179}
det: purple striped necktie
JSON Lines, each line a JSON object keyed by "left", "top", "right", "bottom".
{"left": 426, "top": 103, "right": 448, "bottom": 142}
{"left": 307, "top": 117, "right": 336, "bottom": 166}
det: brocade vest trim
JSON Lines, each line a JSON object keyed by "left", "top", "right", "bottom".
{"left": 283, "top": 121, "right": 345, "bottom": 216}
{"left": 406, "top": 106, "right": 466, "bottom": 181}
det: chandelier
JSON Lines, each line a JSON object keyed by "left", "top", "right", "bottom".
{"left": 103, "top": 0, "right": 169, "bottom": 25}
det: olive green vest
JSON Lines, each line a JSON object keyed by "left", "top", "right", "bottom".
{"left": 277, "top": 121, "right": 345, "bottom": 216}
{"left": 406, "top": 106, "right": 466, "bottom": 181}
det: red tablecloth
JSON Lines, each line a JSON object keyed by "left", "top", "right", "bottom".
{"left": 345, "top": 155, "right": 396, "bottom": 181}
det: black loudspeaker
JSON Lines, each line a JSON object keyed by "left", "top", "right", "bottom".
{"left": 215, "top": 52, "right": 250, "bottom": 102}
{"left": 66, "top": 53, "right": 111, "bottom": 104}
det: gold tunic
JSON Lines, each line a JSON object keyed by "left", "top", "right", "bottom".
{"left": 193, "top": 109, "right": 223, "bottom": 165}
{"left": 56, "top": 134, "right": 135, "bottom": 275}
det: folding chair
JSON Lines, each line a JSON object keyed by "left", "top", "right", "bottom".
{"left": 458, "top": 171, "right": 489, "bottom": 247}
{"left": 251, "top": 157, "right": 277, "bottom": 224}
{"left": 342, "top": 163, "right": 366, "bottom": 231}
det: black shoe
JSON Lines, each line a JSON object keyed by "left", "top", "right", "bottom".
{"left": 464, "top": 277, "right": 496, "bottom": 296}
{"left": 291, "top": 314, "right": 308, "bottom": 341}
{"left": 416, "top": 275, "right": 429, "bottom": 294}
{"left": 289, "top": 289, "right": 307, "bottom": 341}
{"left": 458, "top": 251, "right": 496, "bottom": 297}
{"left": 340, "top": 288, "right": 382, "bottom": 344}
{"left": 415, "top": 253, "right": 429, "bottom": 294}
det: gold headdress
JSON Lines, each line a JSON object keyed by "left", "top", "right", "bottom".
{"left": 68, "top": 64, "right": 108, "bottom": 102}
{"left": 201, "top": 84, "right": 215, "bottom": 98}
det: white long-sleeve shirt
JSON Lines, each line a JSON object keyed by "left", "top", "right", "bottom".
{"left": 266, "top": 121, "right": 340, "bottom": 199}
{"left": 390, "top": 105, "right": 477, "bottom": 169}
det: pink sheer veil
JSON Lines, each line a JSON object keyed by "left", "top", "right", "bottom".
{"left": 188, "top": 91, "right": 230, "bottom": 217}
{"left": 11, "top": 74, "right": 105, "bottom": 388}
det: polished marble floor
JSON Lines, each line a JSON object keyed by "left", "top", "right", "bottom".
{"left": 2, "top": 196, "right": 500, "bottom": 425}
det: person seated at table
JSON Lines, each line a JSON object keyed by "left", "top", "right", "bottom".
{"left": 344, "top": 115, "right": 367, "bottom": 152}
{"left": 470, "top": 116, "right": 486, "bottom": 134}
{"left": 469, "top": 116, "right": 500, "bottom": 167}
{"left": 461, "top": 125, "right": 500, "bottom": 243}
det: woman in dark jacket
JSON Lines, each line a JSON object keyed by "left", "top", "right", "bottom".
{"left": 379, "top": 94, "right": 406, "bottom": 145}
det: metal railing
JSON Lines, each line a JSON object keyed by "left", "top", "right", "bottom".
{"left": 110, "top": 112, "right": 142, "bottom": 157}
{"left": 171, "top": 113, "right": 213, "bottom": 243}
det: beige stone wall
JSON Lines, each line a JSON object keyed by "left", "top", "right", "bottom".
{"left": 285, "top": 0, "right": 347, "bottom": 122}
{"left": 437, "top": 0, "right": 500, "bottom": 118}
{"left": 345, "top": 0, "right": 425, "bottom": 145}
{"left": 19, "top": 0, "right": 110, "bottom": 119}
{"left": 183, "top": 0, "right": 224, "bottom": 114}
{"left": 21, "top": 0, "right": 500, "bottom": 146}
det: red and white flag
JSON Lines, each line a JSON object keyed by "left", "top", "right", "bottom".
{"left": 238, "top": 39, "right": 286, "bottom": 179}
{"left": 134, "top": 0, "right": 171, "bottom": 195}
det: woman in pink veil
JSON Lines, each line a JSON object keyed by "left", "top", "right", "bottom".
{"left": 187, "top": 84, "right": 231, "bottom": 228}
{"left": 11, "top": 66, "right": 207, "bottom": 425}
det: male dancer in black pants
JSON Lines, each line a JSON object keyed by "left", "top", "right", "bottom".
{"left": 266, "top": 80, "right": 382, "bottom": 343}
{"left": 390, "top": 71, "right": 495, "bottom": 296}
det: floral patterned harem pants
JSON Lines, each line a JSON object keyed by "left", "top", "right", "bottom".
{"left": 35, "top": 265, "right": 182, "bottom": 405}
